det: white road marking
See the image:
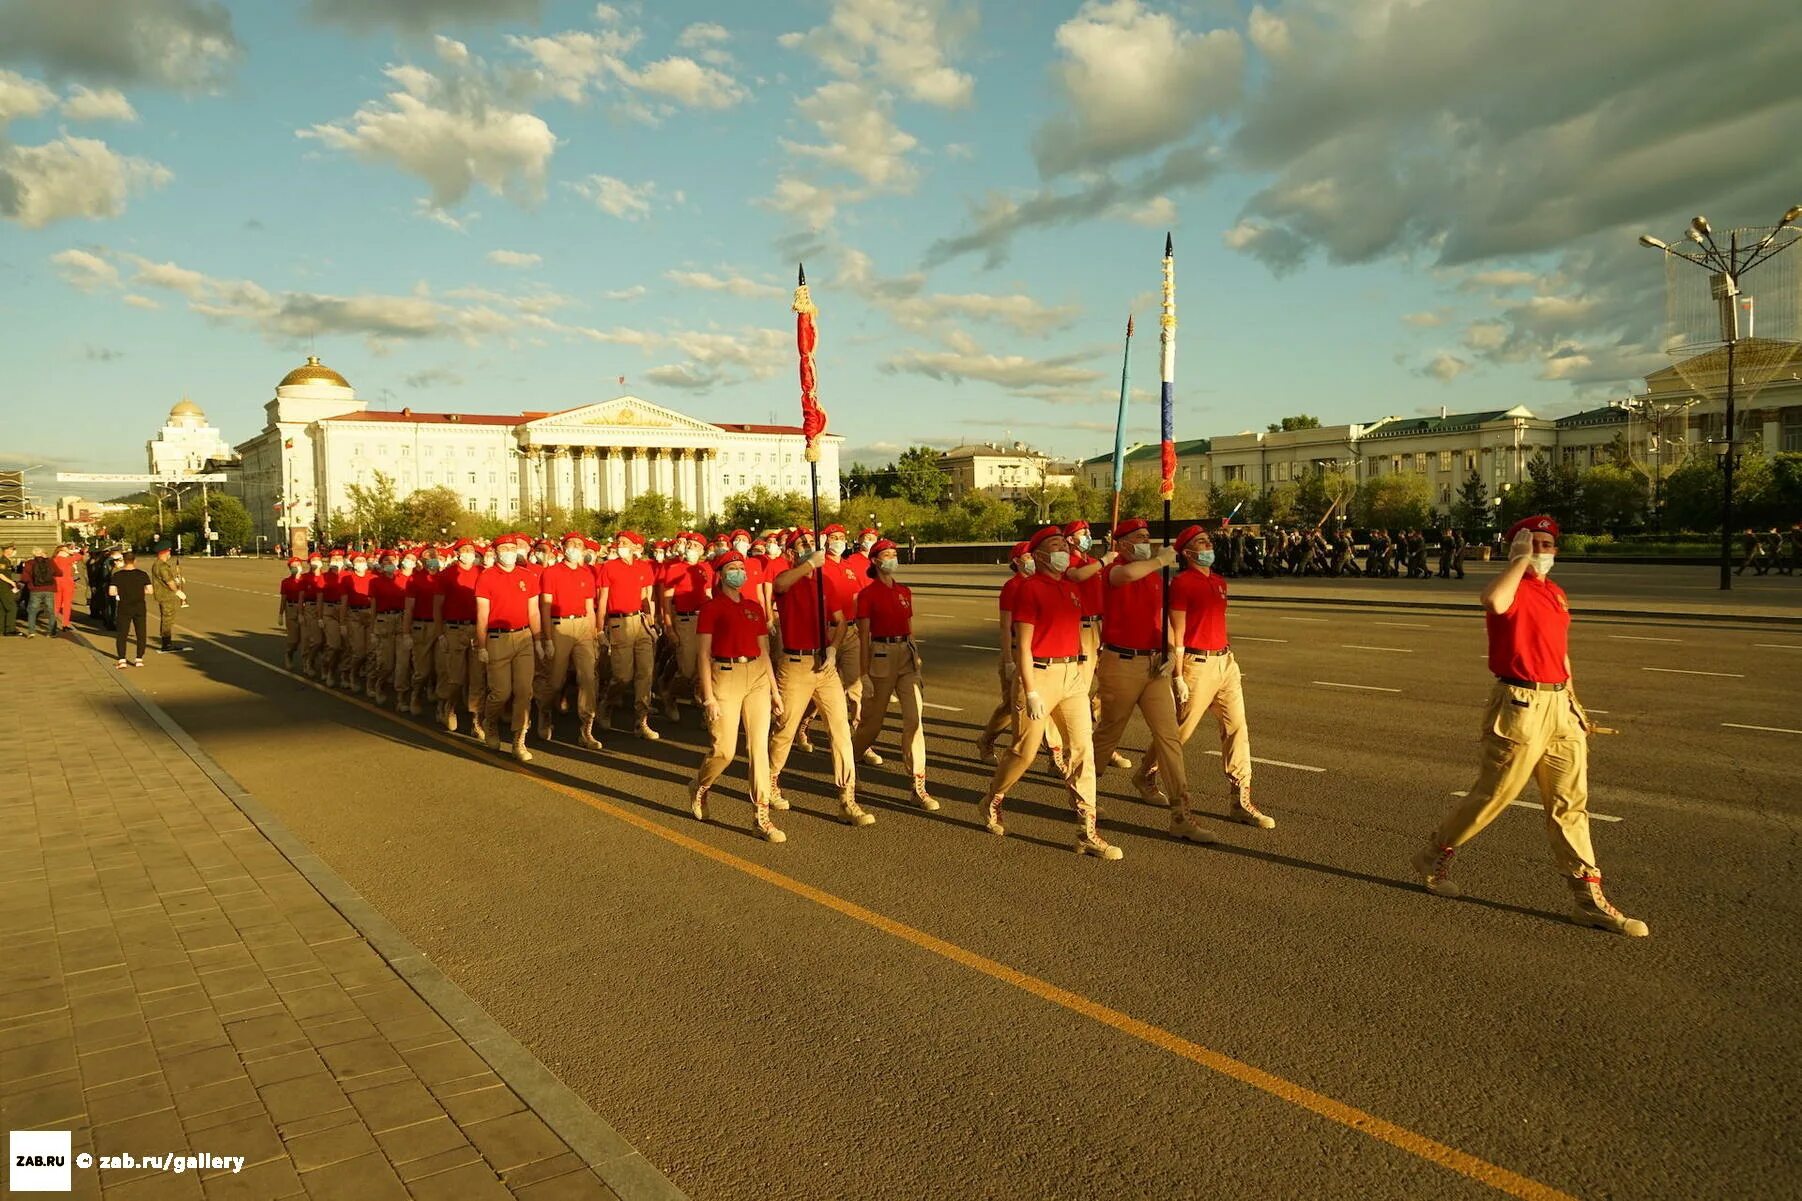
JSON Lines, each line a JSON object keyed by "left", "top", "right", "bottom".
{"left": 1205, "top": 750, "right": 1325, "bottom": 773}
{"left": 1608, "top": 635, "right": 1682, "bottom": 643}
{"left": 1373, "top": 621, "right": 1431, "bottom": 629}
{"left": 959, "top": 644, "right": 998, "bottom": 652}
{"left": 1722, "top": 722, "right": 1802, "bottom": 735}
{"left": 921, "top": 612, "right": 960, "bottom": 619}
{"left": 1341, "top": 644, "right": 1413, "bottom": 653}
{"left": 1641, "top": 667, "right": 1744, "bottom": 678}
{"left": 1754, "top": 643, "right": 1802, "bottom": 650}
{"left": 1313, "top": 681, "right": 1401, "bottom": 692}
{"left": 1279, "top": 617, "right": 1329, "bottom": 623}
{"left": 923, "top": 702, "right": 962, "bottom": 712}
{"left": 1235, "top": 636, "right": 1288, "bottom": 644}
{"left": 1448, "top": 791, "right": 1623, "bottom": 822}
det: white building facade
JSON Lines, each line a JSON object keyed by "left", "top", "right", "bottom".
{"left": 147, "top": 398, "right": 235, "bottom": 477}
{"left": 232, "top": 358, "right": 842, "bottom": 546}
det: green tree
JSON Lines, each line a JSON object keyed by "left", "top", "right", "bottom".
{"left": 1266, "top": 414, "right": 1322, "bottom": 433}
{"left": 401, "top": 486, "right": 478, "bottom": 540}
{"left": 923, "top": 492, "right": 1020, "bottom": 542}
{"left": 1520, "top": 453, "right": 1582, "bottom": 531}
{"left": 1580, "top": 464, "right": 1646, "bottom": 532}
{"left": 341, "top": 471, "right": 408, "bottom": 547}
{"left": 1210, "top": 479, "right": 1259, "bottom": 524}
{"left": 841, "top": 463, "right": 880, "bottom": 499}
{"left": 1262, "top": 481, "right": 1301, "bottom": 525}
{"left": 1352, "top": 474, "right": 1433, "bottom": 530}
{"left": 615, "top": 491, "right": 691, "bottom": 538}
{"left": 107, "top": 505, "right": 162, "bottom": 549}
{"left": 723, "top": 485, "right": 814, "bottom": 533}
{"left": 176, "top": 492, "right": 253, "bottom": 552}
{"left": 1291, "top": 469, "right": 1353, "bottom": 525}
{"left": 893, "top": 446, "right": 951, "bottom": 506}
{"left": 1450, "top": 470, "right": 1489, "bottom": 532}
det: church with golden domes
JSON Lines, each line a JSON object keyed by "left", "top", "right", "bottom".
{"left": 147, "top": 396, "right": 236, "bottom": 478}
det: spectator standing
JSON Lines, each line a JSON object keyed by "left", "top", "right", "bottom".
{"left": 52, "top": 545, "right": 79, "bottom": 629}
{"left": 21, "top": 549, "right": 61, "bottom": 637}
{"left": 108, "top": 553, "right": 153, "bottom": 666}
{"left": 0, "top": 543, "right": 18, "bottom": 636}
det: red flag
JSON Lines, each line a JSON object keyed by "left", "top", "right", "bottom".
{"left": 793, "top": 265, "right": 827, "bottom": 462}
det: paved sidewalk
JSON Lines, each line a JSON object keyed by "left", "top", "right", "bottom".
{"left": 0, "top": 636, "right": 677, "bottom": 1200}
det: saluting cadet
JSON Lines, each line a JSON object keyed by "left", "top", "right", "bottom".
{"left": 981, "top": 526, "right": 1120, "bottom": 861}
{"left": 1166, "top": 526, "right": 1276, "bottom": 833}
{"left": 1411, "top": 515, "right": 1648, "bottom": 937}
{"left": 853, "top": 539, "right": 937, "bottom": 810}
{"left": 597, "top": 530, "right": 661, "bottom": 740}
{"left": 475, "top": 532, "right": 544, "bottom": 763}
{"left": 691, "top": 551, "right": 786, "bottom": 842}
{"left": 1088, "top": 519, "right": 1196, "bottom": 836}
{"left": 660, "top": 533, "right": 713, "bottom": 720}
{"left": 340, "top": 549, "right": 376, "bottom": 693}
{"left": 768, "top": 537, "right": 874, "bottom": 829}
{"left": 435, "top": 539, "right": 487, "bottom": 739}
{"left": 1063, "top": 519, "right": 1130, "bottom": 769}
{"left": 399, "top": 547, "right": 437, "bottom": 715}
{"left": 368, "top": 551, "right": 408, "bottom": 707}
{"left": 536, "top": 531, "right": 604, "bottom": 751}
{"left": 278, "top": 558, "right": 305, "bottom": 671}
{"left": 299, "top": 554, "right": 325, "bottom": 677}
{"left": 976, "top": 542, "right": 1034, "bottom": 762}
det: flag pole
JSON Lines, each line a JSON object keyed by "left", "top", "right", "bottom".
{"left": 795, "top": 263, "right": 829, "bottom": 667}
{"left": 1159, "top": 233, "right": 1177, "bottom": 646}
{"left": 1109, "top": 314, "right": 1134, "bottom": 536}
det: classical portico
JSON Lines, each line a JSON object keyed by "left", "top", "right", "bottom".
{"left": 516, "top": 400, "right": 725, "bottom": 517}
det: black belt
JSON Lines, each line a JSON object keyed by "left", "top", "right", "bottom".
{"left": 675, "top": 611, "right": 699, "bottom": 620}
{"left": 1103, "top": 644, "right": 1158, "bottom": 659}
{"left": 605, "top": 612, "right": 647, "bottom": 621}
{"left": 1499, "top": 676, "right": 1565, "bottom": 692}
{"left": 1032, "top": 655, "right": 1086, "bottom": 667}
{"left": 782, "top": 648, "right": 826, "bottom": 659}
{"left": 1081, "top": 617, "right": 1101, "bottom": 626}
{"left": 1185, "top": 646, "right": 1231, "bottom": 658}
{"left": 487, "top": 625, "right": 526, "bottom": 634}
{"left": 442, "top": 619, "right": 472, "bottom": 627}
{"left": 713, "top": 655, "right": 755, "bottom": 664}
{"left": 554, "top": 614, "right": 590, "bottom": 622}
{"left": 871, "top": 635, "right": 909, "bottom": 643}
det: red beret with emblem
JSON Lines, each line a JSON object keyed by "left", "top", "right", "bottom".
{"left": 1505, "top": 514, "right": 1561, "bottom": 542}
{"left": 1112, "top": 517, "right": 1148, "bottom": 539}
{"left": 1028, "top": 525, "right": 1065, "bottom": 552}
{"left": 1173, "top": 524, "right": 1207, "bottom": 554}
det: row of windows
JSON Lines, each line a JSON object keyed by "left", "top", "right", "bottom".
{"left": 353, "top": 444, "right": 509, "bottom": 460}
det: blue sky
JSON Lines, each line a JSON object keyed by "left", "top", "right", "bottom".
{"left": 3, "top": 0, "right": 1798, "bottom": 486}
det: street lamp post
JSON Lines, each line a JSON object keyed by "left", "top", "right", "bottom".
{"left": 1639, "top": 205, "right": 1801, "bottom": 589}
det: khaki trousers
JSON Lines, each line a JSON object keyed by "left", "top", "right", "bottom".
{"left": 605, "top": 612, "right": 655, "bottom": 719}
{"left": 483, "top": 629, "right": 535, "bottom": 734}
{"left": 1433, "top": 683, "right": 1597, "bottom": 878}
{"left": 853, "top": 640, "right": 925, "bottom": 776}
{"left": 673, "top": 612, "right": 701, "bottom": 688}
{"left": 299, "top": 605, "right": 321, "bottom": 675}
{"left": 1175, "top": 654, "right": 1252, "bottom": 789}
{"left": 835, "top": 624, "right": 865, "bottom": 723}
{"left": 1092, "top": 650, "right": 1186, "bottom": 800}
{"left": 283, "top": 603, "right": 302, "bottom": 663}
{"left": 768, "top": 653, "right": 855, "bottom": 791}
{"left": 978, "top": 659, "right": 1064, "bottom": 754}
{"left": 694, "top": 659, "right": 774, "bottom": 802}
{"left": 407, "top": 625, "right": 437, "bottom": 696}
{"left": 346, "top": 607, "right": 373, "bottom": 682}
{"left": 369, "top": 611, "right": 401, "bottom": 693}
{"left": 988, "top": 660, "right": 1095, "bottom": 808}
{"left": 436, "top": 624, "right": 486, "bottom": 712}
{"left": 320, "top": 607, "right": 343, "bottom": 678}
{"left": 536, "top": 616, "right": 599, "bottom": 720}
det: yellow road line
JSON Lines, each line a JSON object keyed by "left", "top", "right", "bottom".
{"left": 195, "top": 632, "right": 1572, "bottom": 1201}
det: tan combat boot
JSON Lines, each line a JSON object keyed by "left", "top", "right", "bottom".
{"left": 1228, "top": 782, "right": 1276, "bottom": 829}
{"left": 475, "top": 717, "right": 494, "bottom": 749}
{"left": 536, "top": 703, "right": 554, "bottom": 742}
{"left": 975, "top": 737, "right": 997, "bottom": 764}
{"left": 1569, "top": 873, "right": 1649, "bottom": 937}
{"left": 1409, "top": 841, "right": 1461, "bottom": 898}
{"left": 510, "top": 734, "right": 532, "bottom": 764}
{"left": 690, "top": 784, "right": 710, "bottom": 822}
{"left": 636, "top": 716, "right": 661, "bottom": 741}
{"left": 441, "top": 701, "right": 458, "bottom": 733}
{"left": 577, "top": 717, "right": 603, "bottom": 751}
{"left": 767, "top": 776, "right": 791, "bottom": 811}
{"left": 1075, "top": 803, "right": 1123, "bottom": 861}
{"left": 1108, "top": 750, "right": 1133, "bottom": 770}
{"left": 1168, "top": 795, "right": 1213, "bottom": 843}
{"left": 911, "top": 776, "right": 939, "bottom": 811}
{"left": 861, "top": 747, "right": 884, "bottom": 767}
{"left": 1047, "top": 745, "right": 1068, "bottom": 777}
{"left": 839, "top": 787, "right": 876, "bottom": 827}
{"left": 1135, "top": 764, "right": 1167, "bottom": 807}
{"left": 754, "top": 796, "right": 786, "bottom": 843}
{"left": 981, "top": 794, "right": 1006, "bottom": 837}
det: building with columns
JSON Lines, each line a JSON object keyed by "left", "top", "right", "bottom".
{"left": 231, "top": 357, "right": 841, "bottom": 546}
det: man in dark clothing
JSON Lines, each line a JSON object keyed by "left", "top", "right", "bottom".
{"left": 108, "top": 553, "right": 153, "bottom": 666}
{"left": 0, "top": 543, "right": 17, "bottom": 635}
{"left": 21, "top": 549, "right": 60, "bottom": 636}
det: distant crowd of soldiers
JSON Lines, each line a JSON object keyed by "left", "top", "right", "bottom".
{"left": 1737, "top": 525, "right": 1802, "bottom": 576}
{"left": 1202, "top": 526, "right": 1473, "bottom": 580}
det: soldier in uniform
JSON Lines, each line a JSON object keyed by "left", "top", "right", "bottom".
{"left": 0, "top": 543, "right": 18, "bottom": 637}
{"left": 1437, "top": 529, "right": 1456, "bottom": 579}
{"left": 1062, "top": 519, "right": 1129, "bottom": 769}
{"left": 398, "top": 546, "right": 437, "bottom": 713}
{"left": 474, "top": 532, "right": 545, "bottom": 763}
{"left": 852, "top": 538, "right": 937, "bottom": 810}
{"left": 536, "top": 531, "right": 604, "bottom": 750}
{"left": 339, "top": 548, "right": 376, "bottom": 693}
{"left": 435, "top": 539, "right": 487, "bottom": 738}
{"left": 278, "top": 557, "right": 305, "bottom": 671}
{"left": 690, "top": 551, "right": 786, "bottom": 842}
{"left": 1410, "top": 515, "right": 1648, "bottom": 937}
{"left": 660, "top": 532, "right": 713, "bottom": 721}
{"left": 368, "top": 551, "right": 407, "bottom": 707}
{"left": 317, "top": 547, "right": 347, "bottom": 681}
{"left": 149, "top": 543, "right": 187, "bottom": 653}
{"left": 298, "top": 553, "right": 325, "bottom": 676}
{"left": 597, "top": 530, "right": 661, "bottom": 740}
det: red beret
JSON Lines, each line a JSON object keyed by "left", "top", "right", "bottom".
{"left": 865, "top": 539, "right": 897, "bottom": 578}
{"left": 714, "top": 550, "right": 747, "bottom": 569}
{"left": 731, "top": 529, "right": 750, "bottom": 541}
{"left": 1505, "top": 515, "right": 1561, "bottom": 542}
{"left": 820, "top": 523, "right": 847, "bottom": 538}
{"left": 616, "top": 530, "right": 645, "bottom": 547}
{"left": 859, "top": 527, "right": 878, "bottom": 538}
{"left": 1062, "top": 519, "right": 1089, "bottom": 536}
{"left": 1028, "top": 525, "right": 1065, "bottom": 552}
{"left": 1010, "top": 541, "right": 1031, "bottom": 560}
{"left": 1113, "top": 517, "right": 1148, "bottom": 539}
{"left": 1173, "top": 524, "right": 1207, "bottom": 554}
{"left": 560, "top": 530, "right": 586, "bottom": 544}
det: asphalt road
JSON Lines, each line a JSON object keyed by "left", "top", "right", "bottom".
{"left": 86, "top": 559, "right": 1802, "bottom": 1200}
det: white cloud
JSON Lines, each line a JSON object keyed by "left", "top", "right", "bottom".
{"left": 508, "top": 18, "right": 746, "bottom": 115}
{"left": 1119, "top": 194, "right": 1175, "bottom": 227}
{"left": 676, "top": 22, "right": 730, "bottom": 49}
{"left": 618, "top": 55, "right": 746, "bottom": 109}
{"left": 60, "top": 86, "right": 136, "bottom": 122}
{"left": 572, "top": 173, "right": 655, "bottom": 220}
{"left": 664, "top": 269, "right": 784, "bottom": 300}
{"left": 1462, "top": 268, "right": 1539, "bottom": 290}
{"left": 122, "top": 293, "right": 159, "bottom": 310}
{"left": 0, "top": 135, "right": 170, "bottom": 228}
{"left": 759, "top": 175, "right": 861, "bottom": 234}
{"left": 1401, "top": 310, "right": 1446, "bottom": 329}
{"left": 0, "top": 69, "right": 55, "bottom": 128}
{"left": 881, "top": 344, "right": 1103, "bottom": 391}
{"left": 1418, "top": 352, "right": 1472, "bottom": 382}
{"left": 308, "top": 0, "right": 540, "bottom": 32}
{"left": 507, "top": 28, "right": 642, "bottom": 103}
{"left": 300, "top": 40, "right": 556, "bottom": 211}
{"left": 780, "top": 0, "right": 975, "bottom": 109}
{"left": 644, "top": 362, "right": 716, "bottom": 389}
{"left": 0, "top": 0, "right": 239, "bottom": 90}
{"left": 486, "top": 249, "right": 541, "bottom": 269}
{"left": 1461, "top": 320, "right": 1510, "bottom": 352}
{"left": 783, "top": 81, "right": 916, "bottom": 190}
{"left": 1033, "top": 0, "right": 1243, "bottom": 176}
{"left": 603, "top": 284, "right": 645, "bottom": 300}
{"left": 50, "top": 247, "right": 118, "bottom": 290}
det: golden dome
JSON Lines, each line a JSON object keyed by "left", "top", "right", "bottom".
{"left": 169, "top": 396, "right": 204, "bottom": 418}
{"left": 278, "top": 355, "right": 351, "bottom": 389}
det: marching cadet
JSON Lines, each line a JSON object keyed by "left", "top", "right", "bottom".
{"left": 299, "top": 553, "right": 325, "bottom": 676}
{"left": 399, "top": 546, "right": 437, "bottom": 714}
{"left": 690, "top": 550, "right": 786, "bottom": 842}
{"left": 1166, "top": 526, "right": 1277, "bottom": 832}
{"left": 980, "top": 526, "right": 1119, "bottom": 860}
{"left": 843, "top": 528, "right": 876, "bottom": 580}
{"left": 1062, "top": 519, "right": 1130, "bottom": 769}
{"left": 340, "top": 549, "right": 376, "bottom": 693}
{"left": 976, "top": 541, "right": 1034, "bottom": 761}
{"left": 767, "top": 537, "right": 874, "bottom": 828}
{"left": 1411, "top": 515, "right": 1648, "bottom": 937}
{"left": 150, "top": 542, "right": 188, "bottom": 654}
{"left": 475, "top": 532, "right": 545, "bottom": 763}
{"left": 660, "top": 532, "right": 713, "bottom": 720}
{"left": 852, "top": 539, "right": 937, "bottom": 809}
{"left": 367, "top": 551, "right": 407, "bottom": 706}
{"left": 317, "top": 548, "right": 347, "bottom": 681}
{"left": 597, "top": 530, "right": 661, "bottom": 740}
{"left": 1088, "top": 520, "right": 1202, "bottom": 839}
{"left": 1437, "top": 529, "right": 1457, "bottom": 579}
{"left": 819, "top": 524, "right": 870, "bottom": 741}
{"left": 278, "top": 557, "right": 305, "bottom": 671}
{"left": 536, "top": 531, "right": 604, "bottom": 751}
{"left": 435, "top": 539, "right": 487, "bottom": 739}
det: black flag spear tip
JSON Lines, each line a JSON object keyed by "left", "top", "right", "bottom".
{"left": 798, "top": 262, "right": 806, "bottom": 285}
{"left": 1165, "top": 231, "right": 1173, "bottom": 257}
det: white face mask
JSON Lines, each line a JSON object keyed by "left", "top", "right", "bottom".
{"left": 401, "top": 558, "right": 417, "bottom": 572}
{"left": 861, "top": 538, "right": 876, "bottom": 551}
{"left": 1019, "top": 557, "right": 1036, "bottom": 576}
{"left": 329, "top": 559, "right": 345, "bottom": 571}
{"left": 1530, "top": 554, "right": 1555, "bottom": 577}
{"left": 352, "top": 562, "right": 369, "bottom": 574}
{"left": 684, "top": 548, "right": 702, "bottom": 564}
{"left": 767, "top": 546, "right": 782, "bottom": 559}
{"left": 733, "top": 539, "right": 750, "bottom": 554}
{"left": 565, "top": 547, "right": 583, "bottom": 564}
{"left": 722, "top": 567, "right": 747, "bottom": 590}
{"left": 498, "top": 549, "right": 519, "bottom": 568}
{"left": 827, "top": 538, "right": 847, "bottom": 556}
{"left": 483, "top": 553, "right": 497, "bottom": 567}
{"left": 1129, "top": 541, "right": 1152, "bottom": 561}
{"left": 1046, "top": 550, "right": 1070, "bottom": 574}
{"left": 1075, "top": 533, "right": 1092, "bottom": 552}
{"left": 616, "top": 545, "right": 636, "bottom": 561}
{"left": 458, "top": 552, "right": 477, "bottom": 568}
{"left": 878, "top": 557, "right": 898, "bottom": 575}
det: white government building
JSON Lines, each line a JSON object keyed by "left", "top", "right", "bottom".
{"left": 229, "top": 357, "right": 842, "bottom": 546}
{"left": 147, "top": 397, "right": 236, "bottom": 477}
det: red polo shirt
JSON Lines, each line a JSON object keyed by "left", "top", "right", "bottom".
{"left": 539, "top": 562, "right": 597, "bottom": 620}
{"left": 405, "top": 567, "right": 438, "bottom": 616}
{"left": 475, "top": 566, "right": 536, "bottom": 631}
{"left": 1100, "top": 564, "right": 1165, "bottom": 652}
{"left": 436, "top": 564, "right": 483, "bottom": 622}
{"left": 775, "top": 570, "right": 847, "bottom": 652}
{"left": 301, "top": 574, "right": 322, "bottom": 603}
{"left": 1071, "top": 550, "right": 1106, "bottom": 619}
{"left": 1486, "top": 575, "right": 1571, "bottom": 684}
{"left": 280, "top": 575, "right": 304, "bottom": 604}
{"left": 341, "top": 570, "right": 375, "bottom": 608}
{"left": 1011, "top": 572, "right": 1084, "bottom": 658}
{"left": 856, "top": 578, "right": 913, "bottom": 638}
{"left": 320, "top": 568, "right": 345, "bottom": 604}
{"left": 597, "top": 557, "right": 656, "bottom": 615}
{"left": 697, "top": 592, "right": 768, "bottom": 659}
{"left": 1169, "top": 567, "right": 1230, "bottom": 652}
{"left": 370, "top": 574, "right": 408, "bottom": 613}
{"left": 825, "top": 556, "right": 864, "bottom": 604}
{"left": 665, "top": 560, "right": 714, "bottom": 614}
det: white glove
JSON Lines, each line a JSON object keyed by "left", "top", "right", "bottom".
{"left": 476, "top": 646, "right": 489, "bottom": 664}
{"left": 1000, "top": 656, "right": 1016, "bottom": 680}
{"left": 1024, "top": 690, "right": 1046, "bottom": 721}
{"left": 806, "top": 549, "right": 827, "bottom": 569}
{"left": 1156, "top": 545, "right": 1179, "bottom": 567}
{"left": 535, "top": 640, "right": 553, "bottom": 661}
{"left": 702, "top": 698, "right": 721, "bottom": 725}
{"left": 1173, "top": 675, "right": 1190, "bottom": 706}
{"left": 1509, "top": 529, "right": 1534, "bottom": 561}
